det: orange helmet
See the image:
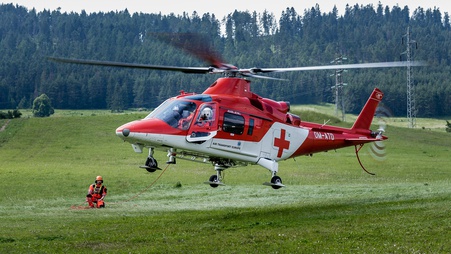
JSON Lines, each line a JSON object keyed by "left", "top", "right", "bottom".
{"left": 95, "top": 175, "right": 103, "bottom": 182}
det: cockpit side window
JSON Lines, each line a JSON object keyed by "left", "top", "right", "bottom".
{"left": 195, "top": 104, "right": 215, "bottom": 127}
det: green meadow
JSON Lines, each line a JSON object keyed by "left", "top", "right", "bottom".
{"left": 0, "top": 110, "right": 450, "bottom": 253}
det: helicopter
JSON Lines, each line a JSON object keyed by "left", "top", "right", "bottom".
{"left": 49, "top": 34, "right": 423, "bottom": 189}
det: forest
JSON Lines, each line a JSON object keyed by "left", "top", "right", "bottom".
{"left": 0, "top": 3, "right": 450, "bottom": 117}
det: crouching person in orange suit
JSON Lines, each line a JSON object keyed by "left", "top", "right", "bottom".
{"left": 86, "top": 175, "right": 107, "bottom": 208}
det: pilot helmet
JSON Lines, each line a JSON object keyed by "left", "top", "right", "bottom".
{"left": 201, "top": 107, "right": 212, "bottom": 119}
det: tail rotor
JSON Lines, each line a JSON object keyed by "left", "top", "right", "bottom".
{"left": 368, "top": 106, "right": 391, "bottom": 161}
{"left": 369, "top": 121, "right": 386, "bottom": 161}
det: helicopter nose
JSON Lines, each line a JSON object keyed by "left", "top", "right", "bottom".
{"left": 115, "top": 126, "right": 130, "bottom": 139}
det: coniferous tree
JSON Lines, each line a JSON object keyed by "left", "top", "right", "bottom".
{"left": 0, "top": 3, "right": 450, "bottom": 116}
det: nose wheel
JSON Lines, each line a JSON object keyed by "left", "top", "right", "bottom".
{"left": 140, "top": 148, "right": 161, "bottom": 172}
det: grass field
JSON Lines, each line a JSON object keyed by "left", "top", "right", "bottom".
{"left": 0, "top": 110, "right": 450, "bottom": 253}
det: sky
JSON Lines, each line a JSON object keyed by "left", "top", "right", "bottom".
{"left": 2, "top": 0, "right": 451, "bottom": 19}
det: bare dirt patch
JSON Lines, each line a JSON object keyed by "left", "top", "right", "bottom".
{"left": 0, "top": 120, "right": 10, "bottom": 132}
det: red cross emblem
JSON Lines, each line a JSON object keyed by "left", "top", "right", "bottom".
{"left": 274, "top": 129, "right": 290, "bottom": 158}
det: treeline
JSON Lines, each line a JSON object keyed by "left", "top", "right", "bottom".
{"left": 0, "top": 109, "right": 21, "bottom": 119}
{"left": 0, "top": 3, "right": 450, "bottom": 117}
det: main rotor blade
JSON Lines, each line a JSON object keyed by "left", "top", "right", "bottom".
{"left": 47, "top": 57, "right": 211, "bottom": 74}
{"left": 151, "top": 33, "right": 226, "bottom": 69}
{"left": 255, "top": 61, "right": 426, "bottom": 73}
{"left": 241, "top": 73, "right": 289, "bottom": 81}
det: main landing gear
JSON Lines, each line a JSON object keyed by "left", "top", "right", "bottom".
{"left": 259, "top": 158, "right": 285, "bottom": 189}
{"left": 140, "top": 148, "right": 284, "bottom": 189}
{"left": 267, "top": 175, "right": 284, "bottom": 190}
{"left": 204, "top": 159, "right": 285, "bottom": 189}
{"left": 204, "top": 164, "right": 227, "bottom": 188}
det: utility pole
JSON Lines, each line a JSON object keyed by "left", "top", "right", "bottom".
{"left": 401, "top": 26, "right": 417, "bottom": 128}
{"left": 330, "top": 55, "right": 347, "bottom": 122}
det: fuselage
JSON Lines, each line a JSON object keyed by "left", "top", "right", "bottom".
{"left": 116, "top": 78, "right": 385, "bottom": 166}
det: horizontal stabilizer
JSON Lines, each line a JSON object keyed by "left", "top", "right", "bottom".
{"left": 345, "top": 138, "right": 383, "bottom": 145}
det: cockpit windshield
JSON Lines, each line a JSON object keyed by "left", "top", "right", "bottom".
{"left": 145, "top": 99, "right": 197, "bottom": 130}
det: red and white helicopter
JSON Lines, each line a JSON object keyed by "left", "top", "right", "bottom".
{"left": 50, "top": 34, "right": 421, "bottom": 189}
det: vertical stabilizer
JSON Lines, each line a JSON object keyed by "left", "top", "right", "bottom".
{"left": 351, "top": 88, "right": 384, "bottom": 130}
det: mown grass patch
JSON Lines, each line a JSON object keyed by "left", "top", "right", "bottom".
{"left": 0, "top": 111, "right": 450, "bottom": 253}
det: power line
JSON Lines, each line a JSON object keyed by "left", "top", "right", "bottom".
{"left": 330, "top": 55, "right": 347, "bottom": 122}
{"left": 401, "top": 26, "right": 418, "bottom": 128}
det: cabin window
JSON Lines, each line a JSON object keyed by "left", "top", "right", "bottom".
{"left": 223, "top": 112, "right": 244, "bottom": 135}
{"left": 247, "top": 118, "right": 254, "bottom": 135}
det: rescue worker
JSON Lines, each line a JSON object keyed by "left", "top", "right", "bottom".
{"left": 86, "top": 175, "right": 107, "bottom": 208}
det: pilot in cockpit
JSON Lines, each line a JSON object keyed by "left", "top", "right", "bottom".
{"left": 196, "top": 107, "right": 213, "bottom": 127}
{"left": 178, "top": 109, "right": 194, "bottom": 130}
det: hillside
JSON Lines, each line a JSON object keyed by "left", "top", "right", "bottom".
{"left": 1, "top": 3, "right": 450, "bottom": 117}
{"left": 292, "top": 104, "right": 450, "bottom": 131}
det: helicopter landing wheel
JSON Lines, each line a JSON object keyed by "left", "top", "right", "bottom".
{"left": 270, "top": 176, "right": 283, "bottom": 190}
{"left": 144, "top": 157, "right": 158, "bottom": 173}
{"left": 139, "top": 148, "right": 162, "bottom": 172}
{"left": 204, "top": 164, "right": 227, "bottom": 188}
{"left": 208, "top": 174, "right": 219, "bottom": 188}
